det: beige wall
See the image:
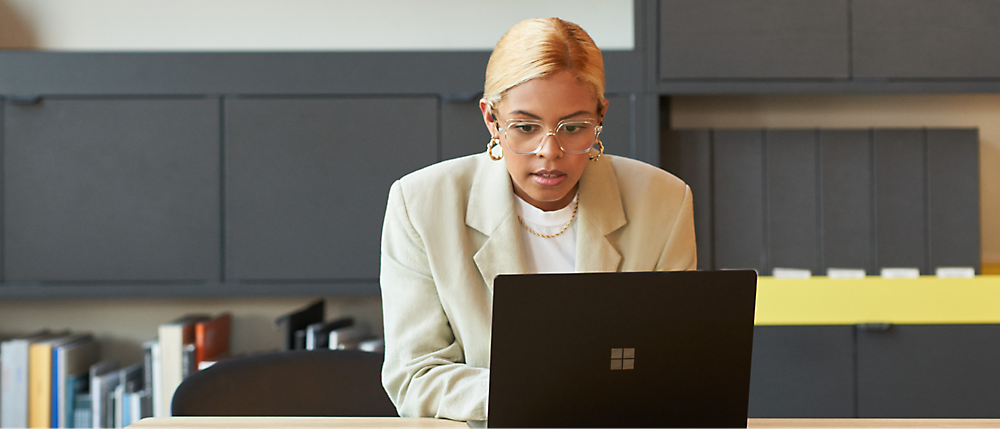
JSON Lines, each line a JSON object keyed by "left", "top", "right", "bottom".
{"left": 670, "top": 94, "right": 1000, "bottom": 264}
{"left": 0, "top": 296, "right": 383, "bottom": 364}
{"left": 0, "top": 0, "right": 634, "bottom": 51}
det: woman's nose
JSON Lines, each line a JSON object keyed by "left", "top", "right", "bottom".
{"left": 536, "top": 132, "right": 563, "bottom": 158}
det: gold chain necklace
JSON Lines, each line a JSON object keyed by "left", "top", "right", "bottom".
{"left": 517, "top": 199, "right": 579, "bottom": 238}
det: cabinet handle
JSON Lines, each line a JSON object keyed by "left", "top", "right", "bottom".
{"left": 7, "top": 94, "right": 42, "bottom": 105}
{"left": 857, "top": 323, "right": 894, "bottom": 331}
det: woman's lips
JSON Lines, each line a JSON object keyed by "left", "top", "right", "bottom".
{"left": 531, "top": 170, "right": 566, "bottom": 187}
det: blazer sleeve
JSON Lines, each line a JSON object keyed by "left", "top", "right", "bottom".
{"left": 655, "top": 184, "right": 698, "bottom": 271}
{"left": 379, "top": 180, "right": 489, "bottom": 420}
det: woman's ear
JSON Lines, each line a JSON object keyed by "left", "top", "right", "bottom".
{"left": 480, "top": 98, "right": 497, "bottom": 137}
{"left": 600, "top": 98, "right": 610, "bottom": 124}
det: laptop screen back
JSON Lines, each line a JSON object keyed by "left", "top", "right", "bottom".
{"left": 487, "top": 270, "right": 757, "bottom": 428}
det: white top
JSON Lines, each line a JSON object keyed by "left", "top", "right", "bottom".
{"left": 513, "top": 192, "right": 578, "bottom": 274}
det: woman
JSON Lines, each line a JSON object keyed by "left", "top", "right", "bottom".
{"left": 380, "top": 18, "right": 696, "bottom": 421}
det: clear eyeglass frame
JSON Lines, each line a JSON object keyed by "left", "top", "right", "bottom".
{"left": 491, "top": 110, "right": 603, "bottom": 156}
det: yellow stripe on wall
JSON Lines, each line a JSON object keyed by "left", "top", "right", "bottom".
{"left": 755, "top": 275, "right": 1000, "bottom": 325}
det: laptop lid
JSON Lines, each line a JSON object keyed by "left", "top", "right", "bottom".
{"left": 486, "top": 270, "right": 757, "bottom": 428}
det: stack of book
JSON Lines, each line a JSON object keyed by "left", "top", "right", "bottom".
{"left": 0, "top": 312, "right": 232, "bottom": 428}
{"left": 275, "top": 300, "right": 383, "bottom": 352}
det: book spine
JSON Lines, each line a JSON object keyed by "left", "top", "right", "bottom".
{"left": 52, "top": 347, "right": 60, "bottom": 428}
{"left": 28, "top": 343, "right": 52, "bottom": 428}
{"left": 149, "top": 344, "right": 161, "bottom": 418}
{"left": 1, "top": 341, "right": 29, "bottom": 428}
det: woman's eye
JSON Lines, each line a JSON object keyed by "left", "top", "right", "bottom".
{"left": 513, "top": 124, "right": 538, "bottom": 133}
{"left": 562, "top": 124, "right": 589, "bottom": 133}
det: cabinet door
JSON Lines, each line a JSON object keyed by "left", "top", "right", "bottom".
{"left": 659, "top": 0, "right": 850, "bottom": 79}
{"left": 766, "top": 130, "right": 820, "bottom": 274}
{"left": 748, "top": 326, "right": 855, "bottom": 417}
{"left": 225, "top": 97, "right": 437, "bottom": 280}
{"left": 820, "top": 130, "right": 873, "bottom": 274}
{"left": 853, "top": 0, "right": 1000, "bottom": 78}
{"left": 927, "top": 129, "right": 980, "bottom": 273}
{"left": 857, "top": 325, "right": 1000, "bottom": 417}
{"left": 3, "top": 98, "right": 221, "bottom": 281}
{"left": 713, "top": 130, "right": 766, "bottom": 273}
{"left": 873, "top": 130, "right": 927, "bottom": 274}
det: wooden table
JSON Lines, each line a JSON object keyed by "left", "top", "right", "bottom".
{"left": 129, "top": 417, "right": 1000, "bottom": 428}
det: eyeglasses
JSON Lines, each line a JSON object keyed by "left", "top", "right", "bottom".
{"left": 492, "top": 114, "right": 603, "bottom": 156}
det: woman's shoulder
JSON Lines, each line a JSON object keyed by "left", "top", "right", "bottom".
{"left": 393, "top": 154, "right": 487, "bottom": 198}
{"left": 607, "top": 155, "right": 688, "bottom": 196}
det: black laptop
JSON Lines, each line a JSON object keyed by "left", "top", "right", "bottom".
{"left": 482, "top": 270, "right": 757, "bottom": 428}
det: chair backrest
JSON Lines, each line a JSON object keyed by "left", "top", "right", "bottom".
{"left": 171, "top": 349, "right": 398, "bottom": 417}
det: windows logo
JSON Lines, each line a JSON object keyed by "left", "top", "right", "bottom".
{"left": 610, "top": 348, "right": 635, "bottom": 370}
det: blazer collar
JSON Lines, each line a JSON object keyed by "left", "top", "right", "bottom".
{"left": 575, "top": 155, "right": 626, "bottom": 272}
{"left": 468, "top": 155, "right": 626, "bottom": 289}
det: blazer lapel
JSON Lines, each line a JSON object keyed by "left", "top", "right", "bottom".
{"left": 467, "top": 156, "right": 527, "bottom": 289}
{"left": 575, "top": 156, "right": 626, "bottom": 272}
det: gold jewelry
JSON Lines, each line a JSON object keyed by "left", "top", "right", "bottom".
{"left": 517, "top": 199, "right": 579, "bottom": 238}
{"left": 487, "top": 137, "right": 503, "bottom": 161}
{"left": 589, "top": 140, "right": 605, "bottom": 161}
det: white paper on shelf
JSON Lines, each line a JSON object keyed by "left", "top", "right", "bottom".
{"left": 935, "top": 267, "right": 976, "bottom": 278}
{"left": 880, "top": 267, "right": 920, "bottom": 279}
{"left": 827, "top": 268, "right": 867, "bottom": 279}
{"left": 772, "top": 268, "right": 812, "bottom": 279}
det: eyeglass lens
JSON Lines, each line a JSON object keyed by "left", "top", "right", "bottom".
{"left": 504, "top": 121, "right": 597, "bottom": 154}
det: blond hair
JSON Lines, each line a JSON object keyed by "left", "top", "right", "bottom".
{"left": 484, "top": 18, "right": 606, "bottom": 114}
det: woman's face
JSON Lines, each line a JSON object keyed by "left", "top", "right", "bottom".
{"left": 480, "top": 71, "right": 608, "bottom": 212}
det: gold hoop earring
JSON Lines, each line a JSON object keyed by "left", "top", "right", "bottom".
{"left": 589, "top": 140, "right": 605, "bottom": 161}
{"left": 487, "top": 137, "right": 503, "bottom": 161}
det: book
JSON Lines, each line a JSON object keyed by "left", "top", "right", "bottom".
{"left": 72, "top": 392, "right": 91, "bottom": 429}
{"left": 124, "top": 375, "right": 144, "bottom": 427}
{"left": 29, "top": 333, "right": 87, "bottom": 428}
{"left": 1, "top": 330, "right": 53, "bottom": 428}
{"left": 304, "top": 317, "right": 353, "bottom": 350}
{"left": 358, "top": 337, "right": 385, "bottom": 353}
{"left": 181, "top": 344, "right": 196, "bottom": 380}
{"left": 89, "top": 360, "right": 117, "bottom": 429}
{"left": 114, "top": 363, "right": 141, "bottom": 429}
{"left": 143, "top": 341, "right": 161, "bottom": 418}
{"left": 53, "top": 336, "right": 98, "bottom": 428}
{"left": 327, "top": 324, "right": 370, "bottom": 350}
{"left": 157, "top": 314, "right": 208, "bottom": 417}
{"left": 194, "top": 313, "right": 231, "bottom": 370}
{"left": 274, "top": 300, "right": 324, "bottom": 350}
{"left": 63, "top": 374, "right": 88, "bottom": 428}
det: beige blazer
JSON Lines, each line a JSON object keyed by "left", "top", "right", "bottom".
{"left": 379, "top": 153, "right": 696, "bottom": 421}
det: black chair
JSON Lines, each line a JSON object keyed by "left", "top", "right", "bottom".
{"left": 171, "top": 349, "right": 398, "bottom": 417}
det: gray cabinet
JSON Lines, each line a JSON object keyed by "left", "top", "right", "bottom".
{"left": 659, "top": 0, "right": 850, "bottom": 79}
{"left": 857, "top": 325, "right": 1000, "bottom": 417}
{"left": 873, "top": 130, "right": 927, "bottom": 273}
{"left": 766, "top": 130, "right": 820, "bottom": 273}
{"left": 748, "top": 326, "right": 855, "bottom": 418}
{"left": 662, "top": 127, "right": 980, "bottom": 275}
{"left": 927, "top": 130, "right": 981, "bottom": 271}
{"left": 3, "top": 98, "right": 221, "bottom": 282}
{"left": 224, "top": 97, "right": 438, "bottom": 281}
{"left": 712, "top": 130, "right": 766, "bottom": 272}
{"left": 853, "top": 0, "right": 1000, "bottom": 79}
{"left": 820, "top": 131, "right": 873, "bottom": 273}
